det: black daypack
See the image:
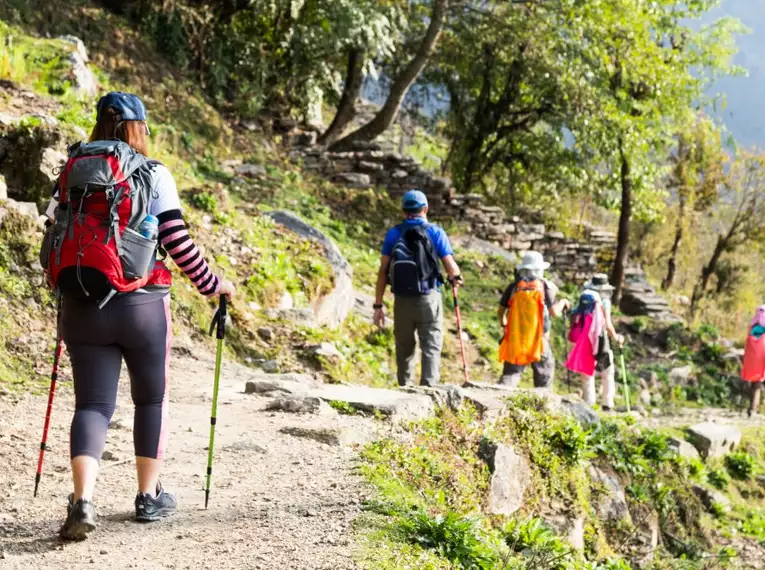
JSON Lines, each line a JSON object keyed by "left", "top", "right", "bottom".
{"left": 389, "top": 223, "right": 443, "bottom": 296}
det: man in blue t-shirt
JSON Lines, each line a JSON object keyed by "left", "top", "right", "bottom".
{"left": 373, "top": 190, "right": 463, "bottom": 386}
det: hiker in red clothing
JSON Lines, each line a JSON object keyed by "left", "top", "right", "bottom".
{"left": 742, "top": 305, "right": 765, "bottom": 417}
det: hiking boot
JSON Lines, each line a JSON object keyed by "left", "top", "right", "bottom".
{"left": 59, "top": 494, "right": 97, "bottom": 541}
{"left": 135, "top": 482, "right": 177, "bottom": 522}
{"left": 601, "top": 406, "right": 612, "bottom": 412}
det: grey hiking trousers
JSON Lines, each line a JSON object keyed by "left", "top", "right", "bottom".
{"left": 394, "top": 292, "right": 444, "bottom": 386}
{"left": 499, "top": 336, "right": 555, "bottom": 388}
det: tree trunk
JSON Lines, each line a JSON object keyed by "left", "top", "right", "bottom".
{"left": 611, "top": 139, "right": 632, "bottom": 306}
{"left": 318, "top": 47, "right": 365, "bottom": 147}
{"left": 662, "top": 136, "right": 690, "bottom": 291}
{"left": 330, "top": 0, "right": 449, "bottom": 151}
{"left": 661, "top": 194, "right": 686, "bottom": 291}
{"left": 691, "top": 235, "right": 726, "bottom": 315}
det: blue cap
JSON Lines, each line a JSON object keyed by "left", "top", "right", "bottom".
{"left": 402, "top": 190, "right": 428, "bottom": 211}
{"left": 97, "top": 92, "right": 149, "bottom": 132}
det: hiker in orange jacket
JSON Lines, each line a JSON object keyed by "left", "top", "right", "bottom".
{"left": 498, "top": 251, "right": 570, "bottom": 388}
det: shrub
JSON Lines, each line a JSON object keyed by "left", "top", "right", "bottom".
{"left": 502, "top": 518, "right": 574, "bottom": 569}
{"left": 328, "top": 400, "right": 358, "bottom": 415}
{"left": 630, "top": 316, "right": 649, "bottom": 334}
{"left": 549, "top": 419, "right": 590, "bottom": 465}
{"left": 724, "top": 451, "right": 755, "bottom": 481}
{"left": 401, "top": 510, "right": 497, "bottom": 569}
{"left": 709, "top": 501, "right": 727, "bottom": 519}
{"left": 740, "top": 512, "right": 765, "bottom": 540}
{"left": 191, "top": 191, "right": 219, "bottom": 213}
{"left": 707, "top": 468, "right": 729, "bottom": 490}
{"left": 640, "top": 431, "right": 673, "bottom": 462}
{"left": 687, "top": 458, "right": 705, "bottom": 478}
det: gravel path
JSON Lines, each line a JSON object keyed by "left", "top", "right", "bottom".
{"left": 0, "top": 344, "right": 378, "bottom": 569}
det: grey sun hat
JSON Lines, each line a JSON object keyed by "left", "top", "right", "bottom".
{"left": 584, "top": 273, "right": 615, "bottom": 292}
{"left": 517, "top": 251, "right": 550, "bottom": 271}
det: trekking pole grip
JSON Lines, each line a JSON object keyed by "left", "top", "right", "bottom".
{"left": 208, "top": 296, "right": 227, "bottom": 340}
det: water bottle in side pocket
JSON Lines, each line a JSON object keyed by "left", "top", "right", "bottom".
{"left": 137, "top": 214, "right": 159, "bottom": 241}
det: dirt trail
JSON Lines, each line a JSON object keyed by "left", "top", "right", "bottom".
{"left": 0, "top": 342, "right": 379, "bottom": 570}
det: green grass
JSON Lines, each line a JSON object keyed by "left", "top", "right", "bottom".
{"left": 355, "top": 394, "right": 758, "bottom": 568}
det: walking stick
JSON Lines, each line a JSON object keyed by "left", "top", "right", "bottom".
{"left": 451, "top": 281, "right": 469, "bottom": 386}
{"left": 618, "top": 345, "right": 630, "bottom": 413}
{"left": 561, "top": 307, "right": 571, "bottom": 394}
{"left": 34, "top": 298, "right": 63, "bottom": 497}
{"left": 205, "top": 295, "right": 227, "bottom": 509}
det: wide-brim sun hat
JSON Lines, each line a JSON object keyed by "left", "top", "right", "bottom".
{"left": 517, "top": 251, "right": 550, "bottom": 271}
{"left": 584, "top": 273, "right": 615, "bottom": 292}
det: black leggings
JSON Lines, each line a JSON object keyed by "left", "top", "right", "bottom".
{"left": 61, "top": 293, "right": 172, "bottom": 461}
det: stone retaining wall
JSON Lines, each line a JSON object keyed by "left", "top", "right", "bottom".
{"left": 289, "top": 139, "right": 617, "bottom": 282}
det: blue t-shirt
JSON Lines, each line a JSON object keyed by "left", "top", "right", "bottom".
{"left": 381, "top": 218, "right": 453, "bottom": 258}
{"left": 381, "top": 218, "right": 453, "bottom": 295}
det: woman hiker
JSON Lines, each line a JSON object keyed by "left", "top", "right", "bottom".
{"left": 44, "top": 92, "right": 235, "bottom": 540}
{"left": 565, "top": 274, "right": 624, "bottom": 411}
{"left": 741, "top": 305, "right": 765, "bottom": 417}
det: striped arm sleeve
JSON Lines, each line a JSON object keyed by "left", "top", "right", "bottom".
{"left": 157, "top": 210, "right": 221, "bottom": 296}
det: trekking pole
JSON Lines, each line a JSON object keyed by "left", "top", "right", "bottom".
{"left": 34, "top": 298, "right": 63, "bottom": 497}
{"left": 618, "top": 344, "right": 630, "bottom": 413}
{"left": 451, "top": 281, "right": 470, "bottom": 386}
{"left": 205, "top": 295, "right": 227, "bottom": 509}
{"left": 562, "top": 307, "right": 571, "bottom": 394}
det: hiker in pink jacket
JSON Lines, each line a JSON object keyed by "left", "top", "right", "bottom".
{"left": 566, "top": 275, "right": 623, "bottom": 411}
{"left": 742, "top": 305, "right": 765, "bottom": 417}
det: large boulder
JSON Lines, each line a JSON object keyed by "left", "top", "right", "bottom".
{"left": 669, "top": 365, "right": 694, "bottom": 385}
{"left": 590, "top": 466, "right": 631, "bottom": 523}
{"left": 0, "top": 123, "right": 67, "bottom": 208}
{"left": 267, "top": 210, "right": 354, "bottom": 328}
{"left": 244, "top": 373, "right": 316, "bottom": 396}
{"left": 265, "top": 395, "right": 336, "bottom": 416}
{"left": 400, "top": 384, "right": 466, "bottom": 412}
{"left": 307, "top": 384, "right": 434, "bottom": 422}
{"left": 692, "top": 484, "right": 731, "bottom": 513}
{"left": 544, "top": 513, "right": 585, "bottom": 551}
{"left": 667, "top": 436, "right": 701, "bottom": 460}
{"left": 279, "top": 425, "right": 368, "bottom": 447}
{"left": 480, "top": 441, "right": 532, "bottom": 516}
{"left": 560, "top": 398, "right": 600, "bottom": 427}
{"left": 58, "top": 35, "right": 98, "bottom": 97}
{"left": 450, "top": 235, "right": 517, "bottom": 265}
{"left": 687, "top": 423, "right": 742, "bottom": 459}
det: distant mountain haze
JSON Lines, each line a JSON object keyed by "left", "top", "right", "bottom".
{"left": 706, "top": 0, "right": 765, "bottom": 148}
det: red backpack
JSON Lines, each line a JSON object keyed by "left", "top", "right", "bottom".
{"left": 41, "top": 140, "right": 171, "bottom": 303}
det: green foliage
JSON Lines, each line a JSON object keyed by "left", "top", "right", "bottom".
{"left": 707, "top": 468, "right": 729, "bottom": 491}
{"left": 401, "top": 510, "right": 497, "bottom": 569}
{"left": 687, "top": 458, "right": 705, "bottom": 479}
{"left": 724, "top": 452, "right": 755, "bottom": 481}
{"left": 629, "top": 317, "right": 649, "bottom": 334}
{"left": 190, "top": 191, "right": 219, "bottom": 214}
{"left": 502, "top": 518, "right": 575, "bottom": 569}
{"left": 492, "top": 395, "right": 592, "bottom": 510}
{"left": 740, "top": 511, "right": 765, "bottom": 541}
{"left": 134, "top": 0, "right": 405, "bottom": 116}
{"left": 549, "top": 420, "right": 590, "bottom": 466}
{"left": 328, "top": 400, "right": 359, "bottom": 415}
